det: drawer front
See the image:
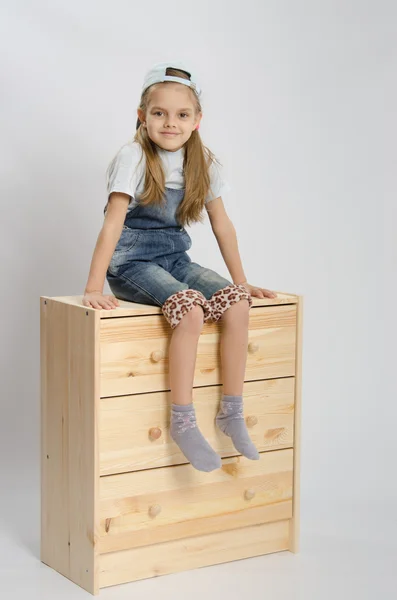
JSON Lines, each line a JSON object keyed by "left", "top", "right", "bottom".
{"left": 99, "top": 519, "right": 291, "bottom": 588}
{"left": 100, "top": 304, "right": 296, "bottom": 397}
{"left": 99, "top": 377, "right": 295, "bottom": 475}
{"left": 98, "top": 448, "right": 293, "bottom": 554}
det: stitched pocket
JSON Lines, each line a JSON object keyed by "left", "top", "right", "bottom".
{"left": 108, "top": 227, "right": 141, "bottom": 273}
{"left": 114, "top": 226, "right": 141, "bottom": 254}
{"left": 181, "top": 229, "right": 192, "bottom": 250}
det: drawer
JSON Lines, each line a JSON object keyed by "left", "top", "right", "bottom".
{"left": 99, "top": 519, "right": 291, "bottom": 588}
{"left": 99, "top": 377, "right": 295, "bottom": 475}
{"left": 98, "top": 448, "right": 293, "bottom": 554}
{"left": 100, "top": 304, "right": 297, "bottom": 397}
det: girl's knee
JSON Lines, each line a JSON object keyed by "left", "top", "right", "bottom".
{"left": 161, "top": 288, "right": 212, "bottom": 330}
{"left": 179, "top": 304, "right": 206, "bottom": 329}
{"left": 208, "top": 284, "right": 252, "bottom": 323}
{"left": 230, "top": 297, "right": 250, "bottom": 313}
{"left": 220, "top": 297, "right": 250, "bottom": 323}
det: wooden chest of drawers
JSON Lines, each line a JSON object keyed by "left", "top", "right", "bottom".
{"left": 40, "top": 291, "right": 303, "bottom": 595}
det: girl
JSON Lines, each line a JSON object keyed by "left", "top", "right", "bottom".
{"left": 83, "top": 61, "right": 277, "bottom": 472}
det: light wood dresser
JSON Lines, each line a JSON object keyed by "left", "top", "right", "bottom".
{"left": 40, "top": 291, "right": 303, "bottom": 595}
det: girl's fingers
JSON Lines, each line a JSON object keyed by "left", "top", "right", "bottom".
{"left": 101, "top": 301, "right": 113, "bottom": 309}
{"left": 82, "top": 297, "right": 119, "bottom": 310}
{"left": 252, "top": 288, "right": 278, "bottom": 299}
{"left": 247, "top": 286, "right": 276, "bottom": 299}
{"left": 262, "top": 289, "right": 276, "bottom": 298}
{"left": 105, "top": 296, "right": 119, "bottom": 308}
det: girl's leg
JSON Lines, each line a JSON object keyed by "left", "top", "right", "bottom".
{"left": 219, "top": 299, "right": 250, "bottom": 396}
{"left": 168, "top": 305, "right": 204, "bottom": 405}
{"left": 166, "top": 256, "right": 259, "bottom": 461}
{"left": 162, "top": 296, "right": 221, "bottom": 472}
{"left": 214, "top": 298, "right": 260, "bottom": 460}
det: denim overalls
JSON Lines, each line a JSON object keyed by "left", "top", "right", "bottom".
{"left": 106, "top": 186, "right": 233, "bottom": 308}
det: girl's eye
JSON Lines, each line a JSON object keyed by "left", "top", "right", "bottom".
{"left": 153, "top": 111, "right": 189, "bottom": 118}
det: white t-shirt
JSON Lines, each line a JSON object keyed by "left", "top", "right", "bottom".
{"left": 104, "top": 140, "right": 231, "bottom": 214}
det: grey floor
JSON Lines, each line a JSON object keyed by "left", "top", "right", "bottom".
{"left": 2, "top": 473, "right": 396, "bottom": 600}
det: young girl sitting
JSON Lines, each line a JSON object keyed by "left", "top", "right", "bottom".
{"left": 83, "top": 60, "right": 277, "bottom": 472}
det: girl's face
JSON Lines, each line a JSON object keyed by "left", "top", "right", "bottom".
{"left": 138, "top": 83, "right": 201, "bottom": 152}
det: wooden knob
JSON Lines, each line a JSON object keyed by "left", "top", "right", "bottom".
{"left": 148, "top": 504, "right": 162, "bottom": 518}
{"left": 244, "top": 488, "right": 256, "bottom": 501}
{"left": 248, "top": 342, "right": 259, "bottom": 354}
{"left": 150, "top": 350, "right": 164, "bottom": 362}
{"left": 246, "top": 415, "right": 258, "bottom": 428}
{"left": 148, "top": 427, "right": 162, "bottom": 441}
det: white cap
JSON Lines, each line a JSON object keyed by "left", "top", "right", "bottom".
{"left": 141, "top": 61, "right": 202, "bottom": 97}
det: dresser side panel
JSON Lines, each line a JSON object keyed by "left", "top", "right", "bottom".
{"left": 40, "top": 299, "right": 100, "bottom": 595}
{"left": 40, "top": 299, "right": 71, "bottom": 578}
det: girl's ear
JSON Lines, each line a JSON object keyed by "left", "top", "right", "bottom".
{"left": 194, "top": 113, "right": 202, "bottom": 131}
{"left": 137, "top": 108, "right": 145, "bottom": 123}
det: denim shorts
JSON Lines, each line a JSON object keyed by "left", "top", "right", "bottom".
{"left": 106, "top": 225, "right": 232, "bottom": 307}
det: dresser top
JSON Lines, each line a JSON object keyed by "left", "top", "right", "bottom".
{"left": 41, "top": 291, "right": 300, "bottom": 318}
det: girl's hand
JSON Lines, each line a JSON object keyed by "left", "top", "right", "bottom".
{"left": 239, "top": 282, "right": 277, "bottom": 299}
{"left": 82, "top": 291, "right": 120, "bottom": 310}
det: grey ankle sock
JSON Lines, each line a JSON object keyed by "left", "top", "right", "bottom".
{"left": 216, "top": 394, "right": 260, "bottom": 460}
{"left": 170, "top": 403, "right": 222, "bottom": 472}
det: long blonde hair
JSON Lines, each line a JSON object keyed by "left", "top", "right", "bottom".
{"left": 107, "top": 67, "right": 222, "bottom": 227}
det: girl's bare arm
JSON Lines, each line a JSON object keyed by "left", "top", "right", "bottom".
{"left": 83, "top": 192, "right": 130, "bottom": 309}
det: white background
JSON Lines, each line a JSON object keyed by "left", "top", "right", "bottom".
{"left": 0, "top": 0, "right": 395, "bottom": 597}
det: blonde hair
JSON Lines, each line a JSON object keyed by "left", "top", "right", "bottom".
{"left": 107, "top": 67, "right": 222, "bottom": 227}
